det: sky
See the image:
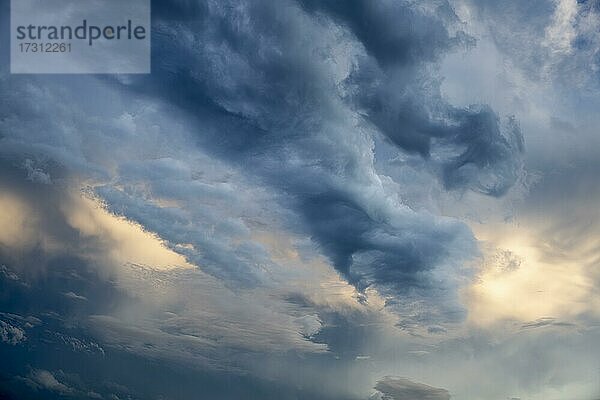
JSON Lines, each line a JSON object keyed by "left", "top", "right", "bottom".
{"left": 0, "top": 0, "right": 600, "bottom": 399}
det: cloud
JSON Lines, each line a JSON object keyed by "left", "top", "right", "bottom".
{"left": 0, "top": 313, "right": 41, "bottom": 347}
{"left": 520, "top": 317, "right": 575, "bottom": 330}
{"left": 27, "top": 370, "right": 74, "bottom": 394}
{"left": 297, "top": 0, "right": 470, "bottom": 67}
{"left": 371, "top": 377, "right": 450, "bottom": 400}
{"left": 125, "top": 0, "right": 523, "bottom": 316}
{"left": 50, "top": 332, "right": 105, "bottom": 356}
{"left": 459, "top": 0, "right": 600, "bottom": 90}
{"left": 63, "top": 292, "right": 88, "bottom": 301}
{"left": 0, "top": 321, "right": 26, "bottom": 345}
{"left": 0, "top": 162, "right": 334, "bottom": 360}
{"left": 65, "top": 194, "right": 195, "bottom": 272}
{"left": 0, "top": 192, "right": 38, "bottom": 249}
{"left": 0, "top": 161, "right": 380, "bottom": 400}
{"left": 0, "top": 1, "right": 525, "bottom": 330}
{"left": 299, "top": 0, "right": 524, "bottom": 196}
{"left": 0, "top": 1, "right": 532, "bottom": 395}
{"left": 465, "top": 147, "right": 600, "bottom": 327}
{"left": 6, "top": 0, "right": 591, "bottom": 399}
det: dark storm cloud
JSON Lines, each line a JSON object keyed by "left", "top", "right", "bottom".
{"left": 347, "top": 71, "right": 525, "bottom": 196}
{"left": 124, "top": 0, "right": 523, "bottom": 301}
{"left": 295, "top": 0, "right": 523, "bottom": 196}
{"left": 296, "top": 0, "right": 522, "bottom": 184}
{"left": 297, "top": 0, "right": 468, "bottom": 67}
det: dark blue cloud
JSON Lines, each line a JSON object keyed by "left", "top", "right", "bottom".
{"left": 297, "top": 0, "right": 468, "bottom": 67}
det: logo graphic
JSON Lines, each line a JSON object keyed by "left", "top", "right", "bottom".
{"left": 11, "top": 0, "right": 151, "bottom": 74}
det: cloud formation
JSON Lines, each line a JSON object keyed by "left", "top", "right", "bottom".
{"left": 0, "top": 0, "right": 525, "bottom": 334}
{"left": 371, "top": 377, "right": 450, "bottom": 400}
{"left": 130, "top": 0, "right": 524, "bottom": 307}
{"left": 3, "top": 0, "right": 599, "bottom": 399}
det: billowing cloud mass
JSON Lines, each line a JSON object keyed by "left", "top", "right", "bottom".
{"left": 0, "top": 0, "right": 599, "bottom": 399}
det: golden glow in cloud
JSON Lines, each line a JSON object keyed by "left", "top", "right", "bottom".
{"left": 466, "top": 220, "right": 598, "bottom": 326}
{"left": 64, "top": 195, "right": 195, "bottom": 271}
{"left": 0, "top": 193, "right": 37, "bottom": 248}
{"left": 0, "top": 187, "right": 193, "bottom": 271}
